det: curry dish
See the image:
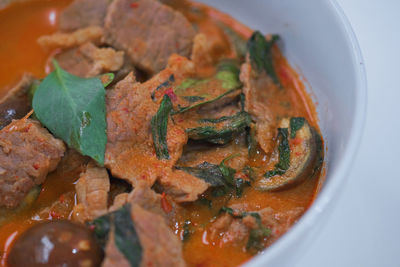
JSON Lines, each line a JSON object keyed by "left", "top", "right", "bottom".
{"left": 0, "top": 0, "right": 324, "bottom": 266}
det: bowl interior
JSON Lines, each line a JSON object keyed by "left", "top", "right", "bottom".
{"left": 197, "top": 0, "right": 367, "bottom": 266}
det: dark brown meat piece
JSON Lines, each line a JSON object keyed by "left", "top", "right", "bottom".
{"left": 59, "top": 0, "right": 110, "bottom": 32}
{"left": 0, "top": 74, "right": 35, "bottom": 129}
{"left": 0, "top": 118, "right": 65, "bottom": 208}
{"left": 103, "top": 184, "right": 185, "bottom": 267}
{"left": 54, "top": 42, "right": 124, "bottom": 78}
{"left": 105, "top": 54, "right": 208, "bottom": 202}
{"left": 104, "top": 0, "right": 196, "bottom": 74}
{"left": 240, "top": 59, "right": 275, "bottom": 154}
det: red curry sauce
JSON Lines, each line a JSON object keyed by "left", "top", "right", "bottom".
{"left": 0, "top": 1, "right": 323, "bottom": 266}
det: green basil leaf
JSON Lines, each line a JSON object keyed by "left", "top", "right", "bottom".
{"left": 151, "top": 74, "right": 175, "bottom": 101}
{"left": 114, "top": 205, "right": 142, "bottom": 267}
{"left": 151, "top": 95, "right": 173, "bottom": 160}
{"left": 181, "top": 95, "right": 205, "bottom": 103}
{"left": 175, "top": 162, "right": 227, "bottom": 187}
{"left": 247, "top": 31, "right": 281, "bottom": 86}
{"left": 89, "top": 204, "right": 143, "bottom": 267}
{"left": 264, "top": 128, "right": 290, "bottom": 178}
{"left": 32, "top": 60, "right": 107, "bottom": 165}
{"left": 290, "top": 117, "right": 305, "bottom": 138}
{"left": 175, "top": 155, "right": 237, "bottom": 190}
{"left": 186, "top": 111, "right": 251, "bottom": 145}
{"left": 246, "top": 227, "right": 271, "bottom": 252}
{"left": 172, "top": 88, "right": 239, "bottom": 114}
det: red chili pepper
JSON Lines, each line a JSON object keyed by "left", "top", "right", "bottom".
{"left": 33, "top": 163, "right": 40, "bottom": 170}
{"left": 164, "top": 88, "right": 177, "bottom": 102}
{"left": 130, "top": 2, "right": 139, "bottom": 8}
{"left": 290, "top": 137, "right": 303, "bottom": 146}
{"left": 161, "top": 192, "right": 172, "bottom": 213}
{"left": 50, "top": 210, "right": 61, "bottom": 219}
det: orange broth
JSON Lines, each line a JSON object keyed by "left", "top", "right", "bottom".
{"left": 0, "top": 1, "right": 323, "bottom": 267}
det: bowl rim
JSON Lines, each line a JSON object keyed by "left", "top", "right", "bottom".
{"left": 245, "top": 0, "right": 368, "bottom": 265}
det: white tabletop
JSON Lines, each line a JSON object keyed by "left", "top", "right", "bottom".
{"left": 296, "top": 0, "right": 400, "bottom": 266}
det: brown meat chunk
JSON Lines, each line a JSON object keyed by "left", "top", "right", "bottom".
{"left": 54, "top": 42, "right": 124, "bottom": 78}
{"left": 105, "top": 55, "right": 208, "bottom": 202}
{"left": 37, "top": 26, "right": 103, "bottom": 50}
{"left": 0, "top": 73, "right": 35, "bottom": 129}
{"left": 103, "top": 185, "right": 185, "bottom": 267}
{"left": 240, "top": 60, "right": 275, "bottom": 154}
{"left": 0, "top": 118, "right": 65, "bottom": 208}
{"left": 59, "top": 0, "right": 109, "bottom": 32}
{"left": 104, "top": 0, "right": 195, "bottom": 73}
{"left": 74, "top": 161, "right": 110, "bottom": 222}
{"left": 191, "top": 33, "right": 214, "bottom": 71}
{"left": 209, "top": 207, "right": 304, "bottom": 248}
{"left": 132, "top": 204, "right": 185, "bottom": 267}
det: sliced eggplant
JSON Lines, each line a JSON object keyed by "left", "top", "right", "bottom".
{"left": 256, "top": 117, "right": 322, "bottom": 191}
{"left": 0, "top": 74, "right": 36, "bottom": 129}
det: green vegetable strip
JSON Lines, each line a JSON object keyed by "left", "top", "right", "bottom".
{"left": 247, "top": 125, "right": 257, "bottom": 158}
{"left": 175, "top": 155, "right": 237, "bottom": 188}
{"left": 172, "top": 87, "right": 239, "bottom": 114}
{"left": 290, "top": 117, "right": 305, "bottom": 138}
{"left": 247, "top": 31, "right": 281, "bottom": 86}
{"left": 186, "top": 111, "right": 251, "bottom": 145}
{"left": 246, "top": 227, "right": 271, "bottom": 252}
{"left": 181, "top": 95, "right": 205, "bottom": 103}
{"left": 264, "top": 128, "right": 290, "bottom": 178}
{"left": 219, "top": 207, "right": 271, "bottom": 252}
{"left": 114, "top": 205, "right": 142, "bottom": 267}
{"left": 175, "top": 162, "right": 229, "bottom": 187}
{"left": 151, "top": 95, "right": 173, "bottom": 160}
{"left": 175, "top": 155, "right": 250, "bottom": 197}
{"left": 151, "top": 74, "right": 175, "bottom": 101}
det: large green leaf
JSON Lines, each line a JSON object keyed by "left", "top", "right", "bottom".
{"left": 247, "top": 31, "right": 281, "bottom": 86}
{"left": 32, "top": 61, "right": 107, "bottom": 165}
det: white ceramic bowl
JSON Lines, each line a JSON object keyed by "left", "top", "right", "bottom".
{"left": 197, "top": 0, "right": 367, "bottom": 266}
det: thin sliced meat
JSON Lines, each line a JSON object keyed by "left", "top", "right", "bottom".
{"left": 240, "top": 59, "right": 275, "bottom": 154}
{"left": 37, "top": 26, "right": 103, "bottom": 50}
{"left": 0, "top": 73, "right": 35, "bottom": 129}
{"left": 0, "top": 117, "right": 65, "bottom": 208}
{"left": 59, "top": 0, "right": 109, "bottom": 32}
{"left": 109, "top": 181, "right": 164, "bottom": 215}
{"left": 105, "top": 54, "right": 208, "bottom": 202}
{"left": 103, "top": 0, "right": 196, "bottom": 73}
{"left": 209, "top": 206, "right": 304, "bottom": 248}
{"left": 54, "top": 42, "right": 124, "bottom": 78}
{"left": 102, "top": 185, "right": 185, "bottom": 267}
{"left": 74, "top": 161, "right": 110, "bottom": 222}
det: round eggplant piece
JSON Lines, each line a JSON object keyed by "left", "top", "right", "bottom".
{"left": 8, "top": 220, "right": 103, "bottom": 267}
{"left": 256, "top": 117, "right": 322, "bottom": 191}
